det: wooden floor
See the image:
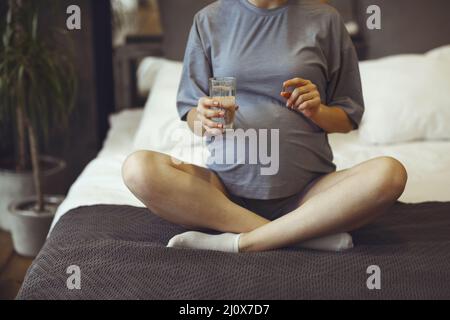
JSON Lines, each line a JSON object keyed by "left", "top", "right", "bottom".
{"left": 0, "top": 230, "right": 34, "bottom": 300}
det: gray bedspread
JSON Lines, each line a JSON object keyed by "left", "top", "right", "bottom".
{"left": 17, "top": 202, "right": 450, "bottom": 300}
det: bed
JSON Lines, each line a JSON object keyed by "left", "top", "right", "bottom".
{"left": 17, "top": 0, "right": 450, "bottom": 300}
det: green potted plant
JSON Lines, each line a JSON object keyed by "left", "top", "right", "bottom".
{"left": 0, "top": 0, "right": 76, "bottom": 256}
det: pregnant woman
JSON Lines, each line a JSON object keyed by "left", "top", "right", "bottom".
{"left": 122, "top": 0, "right": 407, "bottom": 253}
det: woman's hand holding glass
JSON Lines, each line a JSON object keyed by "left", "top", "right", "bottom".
{"left": 196, "top": 97, "right": 226, "bottom": 136}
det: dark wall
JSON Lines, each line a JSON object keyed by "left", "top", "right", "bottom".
{"left": 354, "top": 0, "right": 450, "bottom": 59}
{"left": 92, "top": 0, "right": 115, "bottom": 144}
{"left": 328, "top": 0, "right": 355, "bottom": 22}
{"left": 158, "top": 0, "right": 215, "bottom": 61}
{"left": 158, "top": 0, "right": 450, "bottom": 62}
{"left": 45, "top": 0, "right": 113, "bottom": 192}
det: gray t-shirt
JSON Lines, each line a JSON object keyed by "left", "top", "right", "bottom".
{"left": 177, "top": 0, "right": 364, "bottom": 199}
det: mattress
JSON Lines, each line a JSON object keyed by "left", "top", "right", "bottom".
{"left": 18, "top": 202, "right": 450, "bottom": 299}
{"left": 51, "top": 109, "right": 450, "bottom": 231}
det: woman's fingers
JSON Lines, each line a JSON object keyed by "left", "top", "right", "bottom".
{"left": 299, "top": 97, "right": 321, "bottom": 110}
{"left": 203, "top": 125, "right": 223, "bottom": 136}
{"left": 280, "top": 92, "right": 291, "bottom": 99}
{"left": 293, "top": 92, "right": 318, "bottom": 108}
{"left": 197, "top": 97, "right": 239, "bottom": 135}
{"left": 203, "top": 108, "right": 224, "bottom": 119}
{"left": 283, "top": 77, "right": 310, "bottom": 89}
{"left": 298, "top": 97, "right": 321, "bottom": 116}
{"left": 280, "top": 79, "right": 322, "bottom": 118}
{"left": 286, "top": 84, "right": 316, "bottom": 107}
{"left": 198, "top": 113, "right": 223, "bottom": 129}
{"left": 199, "top": 97, "right": 219, "bottom": 109}
{"left": 198, "top": 97, "right": 225, "bottom": 118}
{"left": 196, "top": 97, "right": 229, "bottom": 136}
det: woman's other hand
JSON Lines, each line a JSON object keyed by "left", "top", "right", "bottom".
{"left": 281, "top": 78, "right": 322, "bottom": 118}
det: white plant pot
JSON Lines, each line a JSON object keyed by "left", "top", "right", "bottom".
{"left": 9, "top": 195, "right": 65, "bottom": 257}
{"left": 0, "top": 156, "right": 65, "bottom": 231}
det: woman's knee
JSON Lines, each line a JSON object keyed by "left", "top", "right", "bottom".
{"left": 372, "top": 157, "right": 408, "bottom": 201}
{"left": 122, "top": 150, "right": 165, "bottom": 197}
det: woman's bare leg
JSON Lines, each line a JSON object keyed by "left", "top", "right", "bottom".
{"left": 123, "top": 152, "right": 407, "bottom": 253}
{"left": 238, "top": 157, "right": 408, "bottom": 252}
{"left": 122, "top": 150, "right": 269, "bottom": 233}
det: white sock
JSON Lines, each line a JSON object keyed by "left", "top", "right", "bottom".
{"left": 167, "top": 231, "right": 354, "bottom": 253}
{"left": 167, "top": 231, "right": 241, "bottom": 253}
{"left": 293, "top": 233, "right": 354, "bottom": 252}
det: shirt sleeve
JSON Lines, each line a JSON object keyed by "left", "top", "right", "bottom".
{"left": 176, "top": 17, "right": 212, "bottom": 121}
{"left": 325, "top": 14, "right": 365, "bottom": 129}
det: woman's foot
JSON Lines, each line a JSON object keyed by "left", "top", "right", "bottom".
{"left": 167, "top": 231, "right": 353, "bottom": 253}
{"left": 167, "top": 231, "right": 241, "bottom": 253}
{"left": 296, "top": 233, "right": 354, "bottom": 252}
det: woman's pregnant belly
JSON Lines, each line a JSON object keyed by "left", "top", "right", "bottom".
{"left": 206, "top": 93, "right": 336, "bottom": 199}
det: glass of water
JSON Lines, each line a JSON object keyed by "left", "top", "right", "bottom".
{"left": 209, "top": 77, "right": 236, "bottom": 129}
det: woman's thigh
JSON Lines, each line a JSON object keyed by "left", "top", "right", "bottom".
{"left": 156, "top": 152, "right": 229, "bottom": 196}
{"left": 298, "top": 158, "right": 386, "bottom": 206}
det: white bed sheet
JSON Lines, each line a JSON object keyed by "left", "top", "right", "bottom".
{"left": 51, "top": 110, "right": 143, "bottom": 231}
{"left": 51, "top": 109, "right": 450, "bottom": 230}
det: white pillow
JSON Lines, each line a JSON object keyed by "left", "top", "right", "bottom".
{"left": 137, "top": 56, "right": 166, "bottom": 96}
{"left": 358, "top": 49, "right": 450, "bottom": 145}
{"left": 426, "top": 45, "right": 450, "bottom": 60}
{"left": 132, "top": 60, "right": 209, "bottom": 167}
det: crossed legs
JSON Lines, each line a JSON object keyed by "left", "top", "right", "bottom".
{"left": 122, "top": 151, "right": 407, "bottom": 252}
